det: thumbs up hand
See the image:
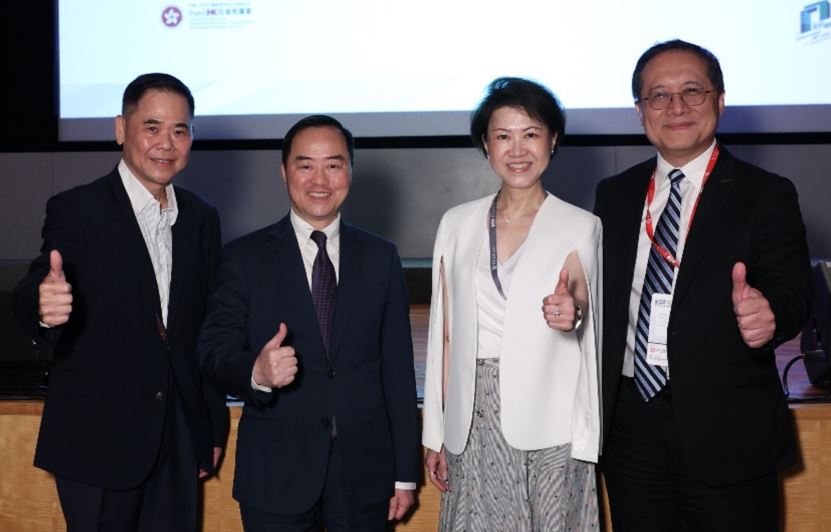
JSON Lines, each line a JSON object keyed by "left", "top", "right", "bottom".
{"left": 731, "top": 262, "right": 775, "bottom": 348}
{"left": 252, "top": 323, "right": 298, "bottom": 389}
{"left": 542, "top": 268, "right": 579, "bottom": 332}
{"left": 38, "top": 250, "right": 73, "bottom": 326}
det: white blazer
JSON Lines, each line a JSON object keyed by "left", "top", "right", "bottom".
{"left": 422, "top": 193, "right": 602, "bottom": 462}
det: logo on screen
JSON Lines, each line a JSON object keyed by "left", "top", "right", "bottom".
{"left": 162, "top": 6, "right": 183, "bottom": 28}
{"left": 800, "top": 1, "right": 830, "bottom": 33}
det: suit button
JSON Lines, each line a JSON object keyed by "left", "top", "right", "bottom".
{"left": 327, "top": 367, "right": 336, "bottom": 379}
{"left": 320, "top": 417, "right": 331, "bottom": 428}
{"left": 155, "top": 392, "right": 164, "bottom": 401}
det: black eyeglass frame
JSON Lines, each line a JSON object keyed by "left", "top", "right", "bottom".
{"left": 637, "top": 88, "right": 715, "bottom": 111}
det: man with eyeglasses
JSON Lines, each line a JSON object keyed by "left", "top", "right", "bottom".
{"left": 594, "top": 40, "right": 811, "bottom": 531}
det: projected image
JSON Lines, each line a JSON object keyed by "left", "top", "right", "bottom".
{"left": 58, "top": 0, "right": 831, "bottom": 139}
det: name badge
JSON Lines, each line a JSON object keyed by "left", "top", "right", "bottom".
{"left": 646, "top": 293, "right": 672, "bottom": 367}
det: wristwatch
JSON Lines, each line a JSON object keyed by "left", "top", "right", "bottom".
{"left": 572, "top": 304, "right": 584, "bottom": 331}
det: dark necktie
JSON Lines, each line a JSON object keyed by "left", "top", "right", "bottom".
{"left": 634, "top": 169, "right": 685, "bottom": 401}
{"left": 311, "top": 230, "right": 337, "bottom": 352}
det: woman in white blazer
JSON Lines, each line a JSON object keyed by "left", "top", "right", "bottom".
{"left": 422, "top": 78, "right": 602, "bottom": 531}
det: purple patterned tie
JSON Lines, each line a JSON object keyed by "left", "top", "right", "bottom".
{"left": 311, "top": 231, "right": 337, "bottom": 352}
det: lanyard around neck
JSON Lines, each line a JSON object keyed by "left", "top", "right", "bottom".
{"left": 644, "top": 145, "right": 719, "bottom": 269}
{"left": 487, "top": 189, "right": 548, "bottom": 299}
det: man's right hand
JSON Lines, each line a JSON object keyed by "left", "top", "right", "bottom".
{"left": 252, "top": 323, "right": 298, "bottom": 389}
{"left": 38, "top": 250, "right": 72, "bottom": 327}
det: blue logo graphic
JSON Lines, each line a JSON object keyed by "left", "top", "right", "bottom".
{"left": 801, "top": 1, "right": 830, "bottom": 33}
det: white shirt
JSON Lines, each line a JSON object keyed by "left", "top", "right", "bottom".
{"left": 118, "top": 159, "right": 177, "bottom": 327}
{"left": 622, "top": 141, "right": 717, "bottom": 377}
{"left": 289, "top": 209, "right": 341, "bottom": 287}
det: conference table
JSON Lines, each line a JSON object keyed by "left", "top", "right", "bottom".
{"left": 1, "top": 307, "right": 829, "bottom": 531}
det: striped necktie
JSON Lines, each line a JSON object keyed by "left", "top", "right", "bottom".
{"left": 634, "top": 169, "right": 685, "bottom": 401}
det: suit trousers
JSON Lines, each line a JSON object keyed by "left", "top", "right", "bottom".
{"left": 239, "top": 436, "right": 390, "bottom": 532}
{"left": 602, "top": 377, "right": 778, "bottom": 532}
{"left": 55, "top": 378, "right": 198, "bottom": 532}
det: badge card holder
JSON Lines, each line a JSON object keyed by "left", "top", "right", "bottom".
{"left": 646, "top": 293, "right": 672, "bottom": 367}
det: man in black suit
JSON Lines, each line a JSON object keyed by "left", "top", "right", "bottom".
{"left": 14, "top": 73, "right": 228, "bottom": 531}
{"left": 595, "top": 40, "right": 812, "bottom": 531}
{"left": 198, "top": 115, "right": 419, "bottom": 531}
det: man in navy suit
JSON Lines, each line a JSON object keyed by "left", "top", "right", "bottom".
{"left": 198, "top": 115, "right": 419, "bottom": 531}
{"left": 596, "top": 40, "right": 812, "bottom": 531}
{"left": 14, "top": 73, "right": 228, "bottom": 531}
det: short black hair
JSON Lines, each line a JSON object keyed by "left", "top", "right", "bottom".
{"left": 281, "top": 115, "right": 355, "bottom": 168}
{"left": 470, "top": 77, "right": 566, "bottom": 159}
{"left": 632, "top": 39, "right": 724, "bottom": 101}
{"left": 122, "top": 73, "right": 195, "bottom": 118}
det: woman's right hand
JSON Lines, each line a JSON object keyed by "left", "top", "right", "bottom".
{"left": 424, "top": 446, "right": 450, "bottom": 492}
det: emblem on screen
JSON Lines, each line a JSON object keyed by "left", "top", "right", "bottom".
{"left": 162, "top": 6, "right": 183, "bottom": 28}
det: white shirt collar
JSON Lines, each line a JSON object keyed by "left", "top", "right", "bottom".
{"left": 118, "top": 159, "right": 178, "bottom": 221}
{"left": 655, "top": 140, "right": 717, "bottom": 188}
{"left": 289, "top": 209, "right": 341, "bottom": 245}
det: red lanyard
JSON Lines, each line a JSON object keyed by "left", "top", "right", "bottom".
{"left": 644, "top": 146, "right": 720, "bottom": 269}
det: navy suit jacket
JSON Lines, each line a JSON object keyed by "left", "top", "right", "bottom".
{"left": 198, "top": 215, "right": 419, "bottom": 513}
{"left": 595, "top": 146, "right": 812, "bottom": 485}
{"left": 13, "top": 168, "right": 229, "bottom": 489}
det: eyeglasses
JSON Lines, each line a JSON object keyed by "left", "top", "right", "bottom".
{"left": 639, "top": 87, "right": 713, "bottom": 110}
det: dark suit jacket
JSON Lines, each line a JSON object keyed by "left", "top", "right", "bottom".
{"left": 198, "top": 215, "right": 420, "bottom": 514}
{"left": 13, "top": 168, "right": 229, "bottom": 490}
{"left": 595, "top": 146, "right": 812, "bottom": 485}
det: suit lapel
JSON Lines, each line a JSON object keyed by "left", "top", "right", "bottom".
{"left": 268, "top": 216, "right": 318, "bottom": 315}
{"left": 105, "top": 171, "right": 164, "bottom": 322}
{"left": 615, "top": 165, "right": 653, "bottom": 292}
{"left": 267, "top": 216, "right": 323, "bottom": 349}
{"left": 167, "top": 193, "right": 189, "bottom": 338}
{"left": 672, "top": 146, "right": 735, "bottom": 310}
{"left": 329, "top": 222, "right": 363, "bottom": 360}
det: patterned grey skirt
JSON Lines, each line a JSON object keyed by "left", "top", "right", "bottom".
{"left": 439, "top": 358, "right": 599, "bottom": 531}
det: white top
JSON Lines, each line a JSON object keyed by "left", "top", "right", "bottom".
{"left": 622, "top": 141, "right": 716, "bottom": 377}
{"left": 118, "top": 159, "right": 177, "bottom": 326}
{"left": 475, "top": 237, "right": 525, "bottom": 359}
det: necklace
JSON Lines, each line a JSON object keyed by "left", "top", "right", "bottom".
{"left": 488, "top": 189, "right": 550, "bottom": 299}
{"left": 501, "top": 193, "right": 546, "bottom": 224}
